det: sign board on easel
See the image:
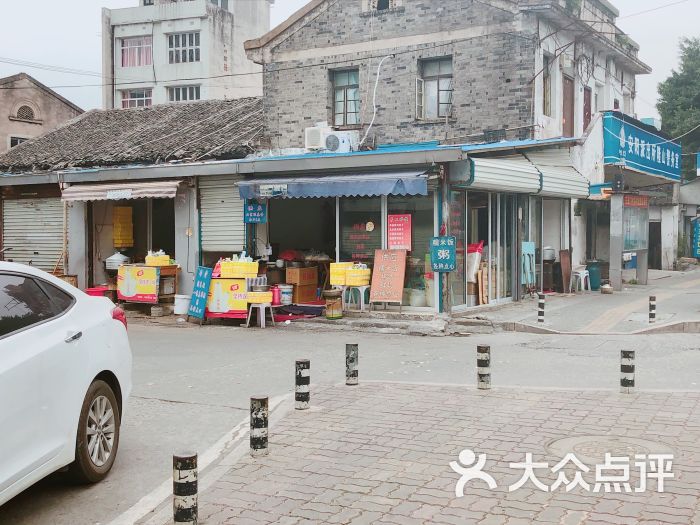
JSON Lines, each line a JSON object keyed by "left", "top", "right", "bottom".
{"left": 188, "top": 266, "right": 213, "bottom": 322}
{"left": 369, "top": 249, "right": 407, "bottom": 309}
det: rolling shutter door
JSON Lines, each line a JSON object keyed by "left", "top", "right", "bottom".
{"left": 468, "top": 156, "right": 542, "bottom": 193}
{"left": 199, "top": 175, "right": 245, "bottom": 252}
{"left": 525, "top": 149, "right": 590, "bottom": 199}
{"left": 2, "top": 198, "right": 65, "bottom": 271}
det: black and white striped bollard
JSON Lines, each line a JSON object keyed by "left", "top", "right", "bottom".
{"left": 620, "top": 350, "right": 636, "bottom": 394}
{"left": 477, "top": 345, "right": 491, "bottom": 390}
{"left": 649, "top": 296, "right": 656, "bottom": 324}
{"left": 295, "top": 359, "right": 310, "bottom": 410}
{"left": 538, "top": 293, "right": 545, "bottom": 324}
{"left": 173, "top": 452, "right": 198, "bottom": 524}
{"left": 250, "top": 396, "right": 269, "bottom": 457}
{"left": 346, "top": 344, "right": 358, "bottom": 386}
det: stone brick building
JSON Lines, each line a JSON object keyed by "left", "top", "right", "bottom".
{"left": 0, "top": 73, "right": 83, "bottom": 154}
{"left": 245, "top": 0, "right": 649, "bottom": 149}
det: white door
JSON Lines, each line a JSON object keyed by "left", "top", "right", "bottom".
{"left": 0, "top": 273, "right": 74, "bottom": 492}
{"left": 199, "top": 176, "right": 246, "bottom": 252}
{"left": 2, "top": 198, "right": 65, "bottom": 272}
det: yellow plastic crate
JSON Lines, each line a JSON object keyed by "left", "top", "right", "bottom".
{"left": 145, "top": 255, "right": 171, "bottom": 266}
{"left": 330, "top": 262, "right": 354, "bottom": 286}
{"left": 247, "top": 291, "right": 273, "bottom": 304}
{"left": 220, "top": 261, "right": 259, "bottom": 278}
{"left": 346, "top": 268, "right": 371, "bottom": 286}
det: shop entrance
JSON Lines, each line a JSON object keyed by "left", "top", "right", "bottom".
{"left": 89, "top": 198, "right": 175, "bottom": 285}
{"left": 268, "top": 198, "right": 336, "bottom": 261}
{"left": 450, "top": 191, "right": 516, "bottom": 309}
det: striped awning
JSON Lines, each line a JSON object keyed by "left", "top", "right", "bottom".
{"left": 61, "top": 180, "right": 182, "bottom": 201}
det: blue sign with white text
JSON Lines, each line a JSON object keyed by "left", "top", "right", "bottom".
{"left": 188, "top": 266, "right": 213, "bottom": 320}
{"left": 603, "top": 112, "right": 681, "bottom": 181}
{"left": 693, "top": 220, "right": 700, "bottom": 259}
{"left": 244, "top": 200, "right": 267, "bottom": 224}
{"left": 430, "top": 236, "right": 457, "bottom": 272}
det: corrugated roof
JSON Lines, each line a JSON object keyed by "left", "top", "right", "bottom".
{"left": 61, "top": 180, "right": 183, "bottom": 201}
{"left": 0, "top": 97, "right": 263, "bottom": 173}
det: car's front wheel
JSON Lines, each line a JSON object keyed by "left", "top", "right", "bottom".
{"left": 68, "top": 380, "right": 121, "bottom": 483}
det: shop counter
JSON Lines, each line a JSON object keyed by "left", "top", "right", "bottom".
{"left": 117, "top": 264, "right": 179, "bottom": 304}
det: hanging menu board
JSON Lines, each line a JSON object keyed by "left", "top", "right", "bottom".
{"left": 369, "top": 249, "right": 407, "bottom": 305}
{"left": 387, "top": 214, "right": 412, "bottom": 251}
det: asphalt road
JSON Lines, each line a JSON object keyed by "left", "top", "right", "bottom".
{"left": 1, "top": 323, "right": 699, "bottom": 524}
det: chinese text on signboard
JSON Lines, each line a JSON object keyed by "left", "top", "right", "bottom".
{"left": 244, "top": 200, "right": 267, "bottom": 224}
{"left": 117, "top": 266, "right": 160, "bottom": 303}
{"left": 369, "top": 250, "right": 407, "bottom": 304}
{"left": 431, "top": 236, "right": 457, "bottom": 272}
{"left": 603, "top": 112, "right": 681, "bottom": 181}
{"left": 387, "top": 214, "right": 412, "bottom": 251}
{"left": 188, "top": 266, "right": 213, "bottom": 319}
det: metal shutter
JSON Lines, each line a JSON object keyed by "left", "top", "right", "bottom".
{"left": 199, "top": 175, "right": 245, "bottom": 252}
{"left": 2, "top": 198, "right": 65, "bottom": 271}
{"left": 525, "top": 149, "right": 590, "bottom": 199}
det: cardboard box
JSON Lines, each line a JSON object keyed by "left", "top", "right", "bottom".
{"left": 293, "top": 283, "right": 317, "bottom": 304}
{"left": 286, "top": 266, "right": 318, "bottom": 286}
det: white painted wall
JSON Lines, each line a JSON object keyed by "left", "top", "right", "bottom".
{"left": 102, "top": 0, "right": 269, "bottom": 108}
{"left": 175, "top": 184, "right": 197, "bottom": 295}
{"left": 66, "top": 201, "right": 88, "bottom": 289}
{"left": 661, "top": 205, "right": 679, "bottom": 270}
{"left": 571, "top": 201, "right": 586, "bottom": 266}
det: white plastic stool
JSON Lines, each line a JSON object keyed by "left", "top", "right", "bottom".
{"left": 245, "top": 303, "right": 276, "bottom": 328}
{"left": 570, "top": 268, "right": 592, "bottom": 293}
{"left": 346, "top": 286, "right": 371, "bottom": 311}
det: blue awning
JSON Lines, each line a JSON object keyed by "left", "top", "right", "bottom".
{"left": 237, "top": 170, "right": 429, "bottom": 199}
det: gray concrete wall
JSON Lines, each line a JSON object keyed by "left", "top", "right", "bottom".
{"left": 0, "top": 75, "right": 82, "bottom": 153}
{"left": 175, "top": 184, "right": 198, "bottom": 295}
{"left": 66, "top": 201, "right": 88, "bottom": 289}
{"left": 661, "top": 205, "right": 679, "bottom": 271}
{"left": 258, "top": 1, "right": 536, "bottom": 148}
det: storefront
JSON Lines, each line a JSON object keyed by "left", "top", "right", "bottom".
{"left": 60, "top": 180, "right": 185, "bottom": 289}
{"left": 448, "top": 147, "right": 588, "bottom": 311}
{"left": 237, "top": 170, "right": 440, "bottom": 311}
{"left": 599, "top": 112, "right": 682, "bottom": 288}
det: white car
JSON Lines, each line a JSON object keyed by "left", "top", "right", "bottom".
{"left": 0, "top": 262, "right": 132, "bottom": 506}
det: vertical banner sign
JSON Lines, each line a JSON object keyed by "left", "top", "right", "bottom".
{"left": 369, "top": 249, "right": 407, "bottom": 305}
{"left": 387, "top": 214, "right": 412, "bottom": 250}
{"left": 244, "top": 200, "right": 268, "bottom": 224}
{"left": 693, "top": 220, "right": 700, "bottom": 259}
{"left": 430, "top": 236, "right": 457, "bottom": 272}
{"left": 188, "top": 266, "right": 213, "bottom": 319}
{"left": 117, "top": 266, "right": 160, "bottom": 303}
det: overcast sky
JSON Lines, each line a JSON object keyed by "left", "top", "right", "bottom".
{"left": 0, "top": 0, "right": 696, "bottom": 118}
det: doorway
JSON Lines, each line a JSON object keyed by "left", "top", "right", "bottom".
{"left": 649, "top": 222, "right": 662, "bottom": 270}
{"left": 563, "top": 75, "right": 575, "bottom": 137}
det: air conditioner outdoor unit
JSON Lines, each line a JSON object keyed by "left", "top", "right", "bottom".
{"left": 305, "top": 126, "right": 360, "bottom": 153}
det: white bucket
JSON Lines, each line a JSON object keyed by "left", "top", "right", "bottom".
{"left": 279, "top": 284, "right": 294, "bottom": 305}
{"left": 174, "top": 294, "right": 191, "bottom": 315}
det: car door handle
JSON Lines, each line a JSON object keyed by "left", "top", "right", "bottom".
{"left": 65, "top": 331, "right": 83, "bottom": 343}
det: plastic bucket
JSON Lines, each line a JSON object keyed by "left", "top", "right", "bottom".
{"left": 279, "top": 284, "right": 294, "bottom": 305}
{"left": 174, "top": 294, "right": 191, "bottom": 315}
{"left": 85, "top": 287, "right": 108, "bottom": 297}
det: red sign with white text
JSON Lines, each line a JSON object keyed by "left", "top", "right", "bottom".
{"left": 387, "top": 214, "right": 412, "bottom": 251}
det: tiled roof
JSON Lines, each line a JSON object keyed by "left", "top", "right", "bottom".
{"left": 0, "top": 97, "right": 263, "bottom": 173}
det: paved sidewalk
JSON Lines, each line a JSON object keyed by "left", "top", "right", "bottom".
{"left": 479, "top": 269, "right": 700, "bottom": 334}
{"left": 196, "top": 383, "right": 700, "bottom": 524}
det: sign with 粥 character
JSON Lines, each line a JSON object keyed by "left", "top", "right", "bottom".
{"left": 244, "top": 200, "right": 267, "bottom": 224}
{"left": 431, "top": 236, "right": 457, "bottom": 272}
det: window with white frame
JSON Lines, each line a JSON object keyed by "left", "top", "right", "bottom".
{"left": 121, "top": 36, "right": 153, "bottom": 68}
{"left": 416, "top": 57, "right": 453, "bottom": 120}
{"left": 168, "top": 32, "right": 201, "bottom": 64}
{"left": 332, "top": 70, "right": 360, "bottom": 126}
{"left": 365, "top": 0, "right": 400, "bottom": 11}
{"left": 168, "top": 85, "right": 201, "bottom": 102}
{"left": 121, "top": 88, "right": 152, "bottom": 108}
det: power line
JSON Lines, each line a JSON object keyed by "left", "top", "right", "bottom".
{"left": 617, "top": 0, "right": 691, "bottom": 20}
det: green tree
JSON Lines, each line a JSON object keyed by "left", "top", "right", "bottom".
{"left": 657, "top": 37, "right": 700, "bottom": 181}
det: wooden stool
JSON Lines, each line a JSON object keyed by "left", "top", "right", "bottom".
{"left": 245, "top": 303, "right": 276, "bottom": 328}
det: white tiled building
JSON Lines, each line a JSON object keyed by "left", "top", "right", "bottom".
{"left": 101, "top": 0, "right": 273, "bottom": 109}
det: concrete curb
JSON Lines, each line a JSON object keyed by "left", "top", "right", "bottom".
{"left": 494, "top": 320, "right": 700, "bottom": 336}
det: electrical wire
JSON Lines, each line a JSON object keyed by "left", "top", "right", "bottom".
{"left": 359, "top": 55, "right": 392, "bottom": 147}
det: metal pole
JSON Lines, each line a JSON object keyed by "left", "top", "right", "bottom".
{"left": 173, "top": 452, "right": 198, "bottom": 524}
{"left": 477, "top": 345, "right": 491, "bottom": 390}
{"left": 346, "top": 344, "right": 358, "bottom": 386}
{"left": 250, "top": 396, "right": 269, "bottom": 456}
{"left": 538, "top": 293, "right": 545, "bottom": 324}
{"left": 620, "top": 350, "right": 636, "bottom": 394}
{"left": 295, "top": 359, "right": 310, "bottom": 410}
{"left": 649, "top": 296, "right": 656, "bottom": 324}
